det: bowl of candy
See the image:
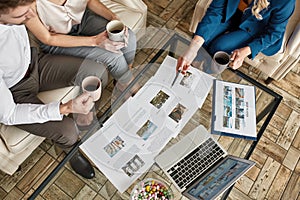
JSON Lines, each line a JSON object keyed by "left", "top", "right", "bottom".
{"left": 130, "top": 178, "right": 174, "bottom": 200}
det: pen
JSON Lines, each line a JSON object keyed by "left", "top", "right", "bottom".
{"left": 171, "top": 69, "right": 182, "bottom": 87}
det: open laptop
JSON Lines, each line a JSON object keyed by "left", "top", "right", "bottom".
{"left": 155, "top": 125, "right": 255, "bottom": 200}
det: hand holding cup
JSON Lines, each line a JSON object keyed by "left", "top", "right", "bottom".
{"left": 106, "top": 20, "right": 125, "bottom": 42}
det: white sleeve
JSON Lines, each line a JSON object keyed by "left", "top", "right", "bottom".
{"left": 0, "top": 77, "right": 63, "bottom": 125}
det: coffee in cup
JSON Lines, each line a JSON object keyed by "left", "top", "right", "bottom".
{"left": 82, "top": 76, "right": 102, "bottom": 101}
{"left": 106, "top": 20, "right": 125, "bottom": 42}
{"left": 211, "top": 51, "right": 231, "bottom": 74}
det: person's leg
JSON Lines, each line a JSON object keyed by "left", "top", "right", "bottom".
{"left": 10, "top": 52, "right": 99, "bottom": 178}
{"left": 40, "top": 9, "right": 135, "bottom": 87}
{"left": 206, "top": 29, "right": 253, "bottom": 55}
{"left": 202, "top": 22, "right": 232, "bottom": 50}
{"left": 38, "top": 53, "right": 108, "bottom": 129}
{"left": 37, "top": 54, "right": 108, "bottom": 91}
{"left": 76, "top": 9, "right": 137, "bottom": 66}
{"left": 10, "top": 53, "right": 79, "bottom": 151}
{"left": 121, "top": 29, "right": 137, "bottom": 69}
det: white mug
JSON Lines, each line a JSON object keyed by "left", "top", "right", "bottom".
{"left": 106, "top": 20, "right": 125, "bottom": 42}
{"left": 82, "top": 76, "right": 102, "bottom": 101}
{"left": 211, "top": 51, "right": 231, "bottom": 74}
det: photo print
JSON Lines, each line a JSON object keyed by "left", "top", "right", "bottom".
{"left": 222, "top": 85, "right": 233, "bottom": 127}
{"left": 136, "top": 120, "right": 158, "bottom": 140}
{"left": 121, "top": 155, "right": 145, "bottom": 177}
{"left": 168, "top": 103, "right": 187, "bottom": 123}
{"left": 103, "top": 136, "right": 125, "bottom": 158}
{"left": 235, "top": 87, "right": 245, "bottom": 98}
{"left": 180, "top": 71, "right": 194, "bottom": 88}
{"left": 236, "top": 108, "right": 245, "bottom": 119}
{"left": 234, "top": 118, "right": 245, "bottom": 129}
{"left": 150, "top": 90, "right": 170, "bottom": 109}
{"left": 223, "top": 116, "right": 232, "bottom": 128}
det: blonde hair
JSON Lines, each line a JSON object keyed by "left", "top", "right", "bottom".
{"left": 251, "top": 0, "right": 270, "bottom": 20}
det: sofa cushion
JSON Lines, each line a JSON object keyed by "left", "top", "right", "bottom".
{"left": 101, "top": 0, "right": 145, "bottom": 37}
{"left": 0, "top": 125, "right": 44, "bottom": 154}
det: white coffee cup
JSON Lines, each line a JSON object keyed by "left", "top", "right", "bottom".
{"left": 211, "top": 51, "right": 231, "bottom": 74}
{"left": 106, "top": 20, "right": 125, "bottom": 42}
{"left": 82, "top": 76, "right": 102, "bottom": 101}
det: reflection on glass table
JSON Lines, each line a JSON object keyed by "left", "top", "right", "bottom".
{"left": 29, "top": 33, "right": 282, "bottom": 200}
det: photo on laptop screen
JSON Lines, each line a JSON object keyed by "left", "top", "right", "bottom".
{"left": 182, "top": 156, "right": 254, "bottom": 200}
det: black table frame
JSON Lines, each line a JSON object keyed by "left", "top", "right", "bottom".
{"left": 29, "top": 33, "right": 282, "bottom": 199}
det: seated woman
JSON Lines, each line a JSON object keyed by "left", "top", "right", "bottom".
{"left": 177, "top": 0, "right": 296, "bottom": 72}
{"left": 25, "top": 0, "right": 137, "bottom": 92}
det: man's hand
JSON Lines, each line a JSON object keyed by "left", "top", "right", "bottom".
{"left": 229, "top": 46, "right": 251, "bottom": 70}
{"left": 95, "top": 31, "right": 126, "bottom": 53}
{"left": 176, "top": 37, "right": 204, "bottom": 74}
{"left": 60, "top": 93, "right": 94, "bottom": 115}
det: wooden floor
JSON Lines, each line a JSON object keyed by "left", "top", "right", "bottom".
{"left": 0, "top": 0, "right": 299, "bottom": 199}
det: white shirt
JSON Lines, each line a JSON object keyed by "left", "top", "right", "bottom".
{"left": 36, "top": 0, "right": 88, "bottom": 34}
{"left": 0, "top": 24, "right": 62, "bottom": 125}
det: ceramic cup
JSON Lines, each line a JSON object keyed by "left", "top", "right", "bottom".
{"left": 82, "top": 76, "right": 102, "bottom": 101}
{"left": 106, "top": 20, "right": 125, "bottom": 42}
{"left": 211, "top": 51, "right": 231, "bottom": 74}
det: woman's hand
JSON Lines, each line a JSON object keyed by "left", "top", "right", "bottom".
{"left": 229, "top": 46, "right": 251, "bottom": 70}
{"left": 176, "top": 37, "right": 204, "bottom": 74}
{"left": 95, "top": 31, "right": 126, "bottom": 54}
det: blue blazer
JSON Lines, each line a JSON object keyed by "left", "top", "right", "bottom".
{"left": 195, "top": 0, "right": 296, "bottom": 58}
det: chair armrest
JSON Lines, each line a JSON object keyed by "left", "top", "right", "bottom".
{"left": 286, "top": 22, "right": 300, "bottom": 57}
{"left": 189, "top": 0, "right": 213, "bottom": 33}
{"left": 107, "top": 0, "right": 147, "bottom": 12}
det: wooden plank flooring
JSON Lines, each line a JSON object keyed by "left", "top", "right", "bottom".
{"left": 0, "top": 0, "right": 299, "bottom": 199}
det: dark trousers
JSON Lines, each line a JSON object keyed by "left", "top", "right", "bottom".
{"left": 10, "top": 48, "right": 108, "bottom": 151}
{"left": 203, "top": 10, "right": 253, "bottom": 56}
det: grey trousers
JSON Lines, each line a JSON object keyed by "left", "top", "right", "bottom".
{"left": 41, "top": 9, "right": 137, "bottom": 84}
{"left": 10, "top": 48, "right": 108, "bottom": 151}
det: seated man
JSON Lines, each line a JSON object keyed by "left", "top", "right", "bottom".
{"left": 0, "top": 0, "right": 107, "bottom": 179}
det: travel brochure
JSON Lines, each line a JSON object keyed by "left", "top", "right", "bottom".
{"left": 211, "top": 79, "right": 257, "bottom": 140}
{"left": 80, "top": 56, "right": 215, "bottom": 193}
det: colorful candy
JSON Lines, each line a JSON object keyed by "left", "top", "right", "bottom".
{"left": 131, "top": 178, "right": 173, "bottom": 200}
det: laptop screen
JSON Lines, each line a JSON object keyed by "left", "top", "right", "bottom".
{"left": 183, "top": 156, "right": 255, "bottom": 200}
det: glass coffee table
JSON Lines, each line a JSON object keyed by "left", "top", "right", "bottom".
{"left": 29, "top": 33, "right": 282, "bottom": 199}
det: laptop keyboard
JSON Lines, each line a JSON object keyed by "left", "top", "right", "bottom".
{"left": 167, "top": 138, "right": 225, "bottom": 189}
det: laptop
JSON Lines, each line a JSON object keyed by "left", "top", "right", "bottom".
{"left": 155, "top": 125, "right": 255, "bottom": 200}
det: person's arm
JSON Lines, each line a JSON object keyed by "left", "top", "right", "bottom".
{"left": 229, "top": 46, "right": 252, "bottom": 69}
{"left": 87, "top": 0, "right": 118, "bottom": 21}
{"left": 176, "top": 0, "right": 229, "bottom": 73}
{"left": 25, "top": 2, "right": 98, "bottom": 47}
{"left": 176, "top": 35, "right": 204, "bottom": 72}
{"left": 246, "top": 0, "right": 296, "bottom": 58}
{"left": 194, "top": 0, "right": 229, "bottom": 41}
{"left": 0, "top": 77, "right": 62, "bottom": 125}
{"left": 230, "top": 0, "right": 295, "bottom": 69}
{"left": 25, "top": 2, "right": 125, "bottom": 52}
{"left": 0, "top": 76, "right": 94, "bottom": 125}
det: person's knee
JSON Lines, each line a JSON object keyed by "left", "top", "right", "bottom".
{"left": 123, "top": 29, "right": 137, "bottom": 64}
{"left": 78, "top": 59, "right": 109, "bottom": 88}
{"left": 107, "top": 55, "right": 130, "bottom": 75}
{"left": 53, "top": 118, "right": 78, "bottom": 148}
{"left": 207, "top": 41, "right": 229, "bottom": 55}
{"left": 127, "top": 29, "right": 137, "bottom": 48}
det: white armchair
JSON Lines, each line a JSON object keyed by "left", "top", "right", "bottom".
{"left": 190, "top": 0, "right": 300, "bottom": 82}
{"left": 0, "top": 0, "right": 147, "bottom": 175}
